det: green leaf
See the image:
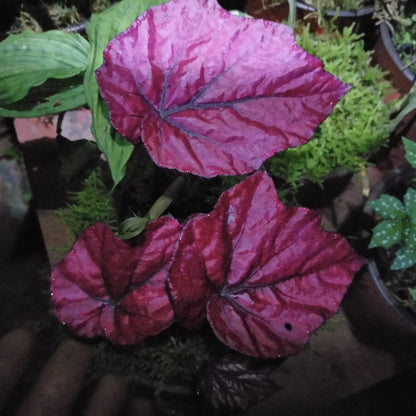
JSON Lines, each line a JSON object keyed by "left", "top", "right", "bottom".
{"left": 118, "top": 216, "right": 150, "bottom": 239}
{"left": 392, "top": 246, "right": 416, "bottom": 270}
{"left": 404, "top": 187, "right": 416, "bottom": 218}
{"left": 368, "top": 194, "right": 406, "bottom": 219}
{"left": 390, "top": 89, "right": 416, "bottom": 133}
{"left": 0, "top": 79, "right": 85, "bottom": 118}
{"left": 369, "top": 219, "right": 405, "bottom": 249}
{"left": 0, "top": 30, "right": 89, "bottom": 105}
{"left": 403, "top": 137, "right": 416, "bottom": 170}
{"left": 404, "top": 221, "right": 416, "bottom": 248}
{"left": 409, "top": 287, "right": 416, "bottom": 302}
{"left": 84, "top": 0, "right": 168, "bottom": 187}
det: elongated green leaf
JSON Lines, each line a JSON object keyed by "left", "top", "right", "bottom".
{"left": 0, "top": 79, "right": 85, "bottom": 118}
{"left": 84, "top": 0, "right": 168, "bottom": 187}
{"left": 403, "top": 137, "right": 416, "bottom": 169}
{"left": 390, "top": 88, "right": 416, "bottom": 133}
{"left": 0, "top": 30, "right": 89, "bottom": 105}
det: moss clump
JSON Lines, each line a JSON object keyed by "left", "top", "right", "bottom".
{"left": 268, "top": 25, "right": 394, "bottom": 197}
{"left": 54, "top": 168, "right": 116, "bottom": 237}
{"left": 47, "top": 4, "right": 81, "bottom": 28}
{"left": 91, "top": 328, "right": 210, "bottom": 390}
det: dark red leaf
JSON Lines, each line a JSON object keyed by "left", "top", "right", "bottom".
{"left": 169, "top": 172, "right": 364, "bottom": 358}
{"left": 96, "top": 0, "right": 349, "bottom": 178}
{"left": 51, "top": 219, "right": 180, "bottom": 344}
{"left": 197, "top": 356, "right": 278, "bottom": 412}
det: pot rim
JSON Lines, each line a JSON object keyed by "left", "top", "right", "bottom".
{"left": 367, "top": 260, "right": 416, "bottom": 330}
{"left": 379, "top": 21, "right": 416, "bottom": 85}
{"left": 296, "top": 1, "right": 374, "bottom": 18}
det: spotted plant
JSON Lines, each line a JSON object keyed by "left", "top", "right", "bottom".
{"left": 369, "top": 137, "right": 416, "bottom": 270}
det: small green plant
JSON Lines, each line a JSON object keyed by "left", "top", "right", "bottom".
{"left": 369, "top": 138, "right": 416, "bottom": 270}
{"left": 373, "top": 0, "right": 409, "bottom": 30}
{"left": 392, "top": 13, "right": 416, "bottom": 74}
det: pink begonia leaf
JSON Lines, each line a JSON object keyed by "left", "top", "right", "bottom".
{"left": 96, "top": 0, "right": 350, "bottom": 178}
{"left": 51, "top": 218, "right": 180, "bottom": 344}
{"left": 168, "top": 172, "right": 364, "bottom": 358}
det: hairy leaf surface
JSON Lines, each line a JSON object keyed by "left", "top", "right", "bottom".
{"left": 169, "top": 172, "right": 364, "bottom": 357}
{"left": 96, "top": 0, "right": 349, "bottom": 177}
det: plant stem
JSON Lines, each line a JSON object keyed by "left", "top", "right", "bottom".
{"left": 288, "top": 0, "right": 296, "bottom": 28}
{"left": 147, "top": 175, "right": 185, "bottom": 221}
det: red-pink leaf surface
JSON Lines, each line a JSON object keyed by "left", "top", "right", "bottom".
{"left": 168, "top": 172, "right": 364, "bottom": 358}
{"left": 51, "top": 219, "right": 180, "bottom": 344}
{"left": 96, "top": 0, "right": 350, "bottom": 178}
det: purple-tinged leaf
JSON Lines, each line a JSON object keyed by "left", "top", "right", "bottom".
{"left": 51, "top": 219, "right": 180, "bottom": 344}
{"left": 96, "top": 0, "right": 349, "bottom": 178}
{"left": 197, "top": 356, "right": 278, "bottom": 412}
{"left": 169, "top": 172, "right": 364, "bottom": 357}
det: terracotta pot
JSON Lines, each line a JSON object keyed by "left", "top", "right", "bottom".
{"left": 372, "top": 22, "right": 415, "bottom": 94}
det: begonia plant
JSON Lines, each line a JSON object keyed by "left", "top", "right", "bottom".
{"left": 0, "top": 0, "right": 365, "bottom": 411}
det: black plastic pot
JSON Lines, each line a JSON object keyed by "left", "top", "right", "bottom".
{"left": 344, "top": 261, "right": 416, "bottom": 352}
{"left": 342, "top": 165, "right": 416, "bottom": 354}
{"left": 372, "top": 22, "right": 416, "bottom": 94}
{"left": 244, "top": 1, "right": 376, "bottom": 45}
{"left": 296, "top": 1, "right": 374, "bottom": 27}
{"left": 296, "top": 1, "right": 375, "bottom": 44}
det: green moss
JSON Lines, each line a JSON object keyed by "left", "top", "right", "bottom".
{"left": 9, "top": 11, "right": 43, "bottom": 33}
{"left": 91, "top": 328, "right": 212, "bottom": 389}
{"left": 54, "top": 169, "right": 116, "bottom": 237}
{"left": 268, "top": 25, "right": 394, "bottom": 197}
{"left": 47, "top": 4, "right": 81, "bottom": 28}
{"left": 91, "top": 0, "right": 113, "bottom": 14}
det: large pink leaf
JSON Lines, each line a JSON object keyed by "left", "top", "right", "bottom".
{"left": 51, "top": 219, "right": 180, "bottom": 344}
{"left": 96, "top": 0, "right": 350, "bottom": 178}
{"left": 168, "top": 172, "right": 364, "bottom": 358}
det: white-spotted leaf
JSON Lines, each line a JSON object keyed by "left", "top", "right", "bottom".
{"left": 368, "top": 194, "right": 406, "bottom": 219}
{"left": 404, "top": 221, "right": 416, "bottom": 247}
{"left": 404, "top": 187, "right": 416, "bottom": 219}
{"left": 403, "top": 137, "right": 416, "bottom": 169}
{"left": 369, "top": 219, "right": 404, "bottom": 249}
{"left": 391, "top": 245, "right": 416, "bottom": 270}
